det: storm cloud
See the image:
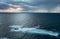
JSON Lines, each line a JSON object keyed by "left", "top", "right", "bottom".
{"left": 0, "top": 0, "right": 60, "bottom": 12}
{"left": 0, "top": 3, "right": 10, "bottom": 9}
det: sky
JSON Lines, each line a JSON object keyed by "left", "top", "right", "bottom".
{"left": 0, "top": 0, "right": 60, "bottom": 12}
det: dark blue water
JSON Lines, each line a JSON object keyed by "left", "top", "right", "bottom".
{"left": 0, "top": 12, "right": 60, "bottom": 39}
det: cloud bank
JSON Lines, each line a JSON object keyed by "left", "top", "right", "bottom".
{"left": 0, "top": 0, "right": 60, "bottom": 12}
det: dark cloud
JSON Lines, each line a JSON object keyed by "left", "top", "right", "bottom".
{"left": 0, "top": 0, "right": 60, "bottom": 11}
{"left": 0, "top": 3, "right": 10, "bottom": 9}
{"left": 7, "top": 0, "right": 60, "bottom": 11}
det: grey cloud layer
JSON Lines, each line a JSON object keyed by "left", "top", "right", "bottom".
{"left": 0, "top": 0, "right": 60, "bottom": 11}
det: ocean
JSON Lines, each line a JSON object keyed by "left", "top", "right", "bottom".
{"left": 0, "top": 12, "right": 60, "bottom": 39}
